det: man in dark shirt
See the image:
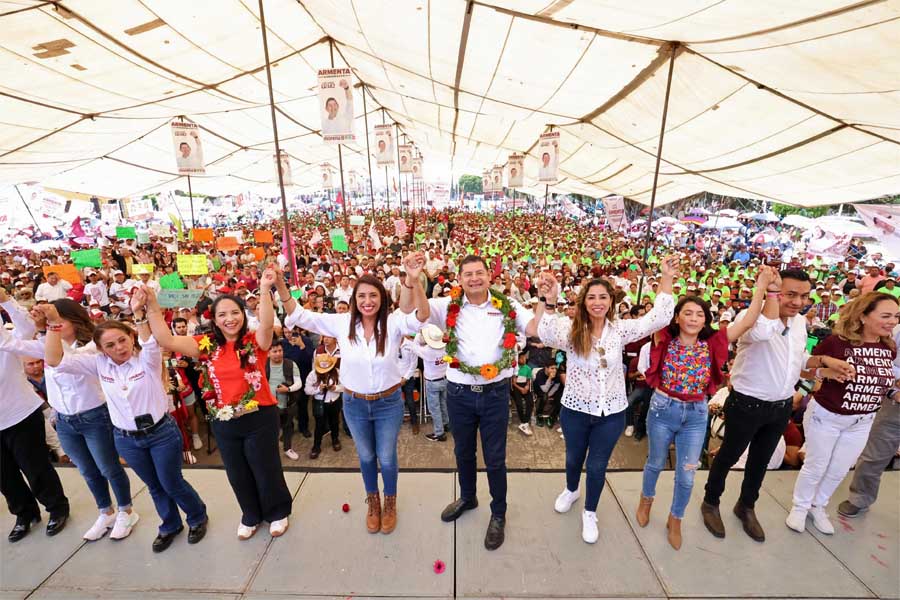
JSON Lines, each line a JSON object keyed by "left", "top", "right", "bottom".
{"left": 282, "top": 328, "right": 314, "bottom": 437}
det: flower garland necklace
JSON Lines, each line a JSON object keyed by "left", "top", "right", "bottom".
{"left": 442, "top": 286, "right": 517, "bottom": 380}
{"left": 197, "top": 332, "right": 261, "bottom": 421}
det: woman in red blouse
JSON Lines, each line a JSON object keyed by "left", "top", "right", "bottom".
{"left": 637, "top": 266, "right": 775, "bottom": 549}
{"left": 140, "top": 266, "right": 293, "bottom": 540}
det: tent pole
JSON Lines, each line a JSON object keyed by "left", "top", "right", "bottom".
{"left": 637, "top": 42, "right": 678, "bottom": 304}
{"left": 540, "top": 184, "right": 549, "bottom": 251}
{"left": 13, "top": 185, "right": 41, "bottom": 230}
{"left": 258, "top": 0, "right": 297, "bottom": 287}
{"left": 362, "top": 85, "right": 376, "bottom": 223}
{"left": 186, "top": 175, "right": 196, "bottom": 229}
{"left": 396, "top": 128, "right": 403, "bottom": 219}
{"left": 382, "top": 108, "right": 390, "bottom": 213}
{"left": 329, "top": 40, "right": 350, "bottom": 241}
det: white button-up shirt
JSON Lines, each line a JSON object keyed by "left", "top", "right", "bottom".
{"left": 427, "top": 294, "right": 534, "bottom": 385}
{"left": 55, "top": 335, "right": 168, "bottom": 431}
{"left": 0, "top": 300, "right": 44, "bottom": 430}
{"left": 730, "top": 310, "right": 810, "bottom": 401}
{"left": 537, "top": 293, "right": 675, "bottom": 417}
{"left": 35, "top": 280, "right": 71, "bottom": 302}
{"left": 285, "top": 306, "right": 425, "bottom": 394}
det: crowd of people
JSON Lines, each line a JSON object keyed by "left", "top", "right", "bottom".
{"left": 1, "top": 208, "right": 898, "bottom": 554}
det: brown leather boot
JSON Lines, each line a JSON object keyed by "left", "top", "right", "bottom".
{"left": 381, "top": 494, "right": 397, "bottom": 534}
{"left": 666, "top": 513, "right": 682, "bottom": 550}
{"left": 365, "top": 492, "right": 381, "bottom": 534}
{"left": 636, "top": 495, "right": 654, "bottom": 528}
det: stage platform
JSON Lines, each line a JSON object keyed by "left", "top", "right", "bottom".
{"left": 1, "top": 468, "right": 896, "bottom": 599}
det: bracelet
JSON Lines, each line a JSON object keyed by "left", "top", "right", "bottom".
{"left": 401, "top": 282, "right": 414, "bottom": 289}
{"left": 279, "top": 296, "right": 291, "bottom": 304}
{"left": 133, "top": 318, "right": 148, "bottom": 326}
{"left": 545, "top": 304, "right": 557, "bottom": 309}
{"left": 47, "top": 323, "right": 63, "bottom": 332}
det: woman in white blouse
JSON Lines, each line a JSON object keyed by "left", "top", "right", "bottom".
{"left": 527, "top": 257, "right": 677, "bottom": 544}
{"left": 280, "top": 253, "right": 429, "bottom": 535}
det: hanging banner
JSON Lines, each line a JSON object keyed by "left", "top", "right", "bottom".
{"left": 100, "top": 202, "right": 120, "bottom": 224}
{"left": 537, "top": 131, "right": 560, "bottom": 184}
{"left": 274, "top": 151, "right": 293, "bottom": 186}
{"left": 126, "top": 198, "right": 153, "bottom": 221}
{"left": 854, "top": 204, "right": 900, "bottom": 257}
{"left": 171, "top": 121, "right": 205, "bottom": 175}
{"left": 411, "top": 157, "right": 423, "bottom": 180}
{"left": 807, "top": 231, "right": 852, "bottom": 260}
{"left": 321, "top": 164, "right": 334, "bottom": 189}
{"left": 317, "top": 68, "right": 355, "bottom": 144}
{"left": 41, "top": 195, "right": 66, "bottom": 218}
{"left": 491, "top": 166, "right": 503, "bottom": 191}
{"left": 398, "top": 145, "right": 413, "bottom": 173}
{"left": 374, "top": 124, "right": 394, "bottom": 165}
{"left": 602, "top": 195, "right": 627, "bottom": 231}
{"left": 347, "top": 170, "right": 358, "bottom": 190}
{"left": 507, "top": 154, "right": 524, "bottom": 189}
{"left": 482, "top": 171, "right": 492, "bottom": 193}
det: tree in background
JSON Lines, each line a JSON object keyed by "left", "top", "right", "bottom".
{"left": 458, "top": 174, "right": 482, "bottom": 195}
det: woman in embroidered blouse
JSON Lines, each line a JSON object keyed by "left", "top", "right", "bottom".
{"left": 281, "top": 253, "right": 429, "bottom": 535}
{"left": 138, "top": 266, "right": 293, "bottom": 541}
{"left": 526, "top": 256, "right": 677, "bottom": 545}
{"left": 636, "top": 266, "right": 775, "bottom": 550}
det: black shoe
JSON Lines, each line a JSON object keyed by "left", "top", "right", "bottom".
{"left": 332, "top": 441, "right": 342, "bottom": 452}
{"left": 425, "top": 433, "right": 447, "bottom": 442}
{"left": 187, "top": 519, "right": 208, "bottom": 544}
{"left": 633, "top": 430, "right": 646, "bottom": 441}
{"left": 440, "top": 497, "right": 478, "bottom": 522}
{"left": 484, "top": 515, "right": 505, "bottom": 550}
{"left": 46, "top": 513, "right": 68, "bottom": 537}
{"left": 309, "top": 447, "right": 321, "bottom": 459}
{"left": 301, "top": 430, "right": 312, "bottom": 439}
{"left": 8, "top": 516, "right": 39, "bottom": 543}
{"left": 152, "top": 525, "right": 184, "bottom": 553}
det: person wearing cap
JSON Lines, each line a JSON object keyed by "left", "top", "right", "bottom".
{"left": 304, "top": 353, "right": 344, "bottom": 459}
{"left": 402, "top": 324, "right": 450, "bottom": 442}
{"left": 281, "top": 252, "right": 430, "bottom": 535}
{"left": 815, "top": 290, "right": 838, "bottom": 323}
{"left": 83, "top": 270, "right": 110, "bottom": 313}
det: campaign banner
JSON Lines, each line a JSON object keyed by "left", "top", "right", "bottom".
{"left": 347, "top": 170, "right": 358, "bottom": 190}
{"left": 100, "top": 202, "right": 120, "bottom": 224}
{"left": 807, "top": 231, "right": 852, "bottom": 260}
{"left": 482, "top": 171, "right": 492, "bottom": 193}
{"left": 491, "top": 166, "right": 503, "bottom": 191}
{"left": 171, "top": 121, "right": 206, "bottom": 175}
{"left": 374, "top": 124, "right": 394, "bottom": 165}
{"left": 537, "top": 131, "right": 560, "bottom": 183}
{"left": 411, "top": 157, "right": 423, "bottom": 180}
{"left": 398, "top": 145, "right": 413, "bottom": 173}
{"left": 274, "top": 151, "right": 293, "bottom": 186}
{"left": 321, "top": 164, "right": 334, "bottom": 189}
{"left": 507, "top": 154, "right": 524, "bottom": 188}
{"left": 157, "top": 289, "right": 203, "bottom": 309}
{"left": 854, "top": 204, "right": 900, "bottom": 257}
{"left": 602, "top": 195, "right": 627, "bottom": 231}
{"left": 41, "top": 195, "right": 66, "bottom": 218}
{"left": 127, "top": 198, "right": 153, "bottom": 221}
{"left": 318, "top": 68, "right": 355, "bottom": 144}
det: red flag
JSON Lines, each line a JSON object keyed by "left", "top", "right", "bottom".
{"left": 281, "top": 224, "right": 299, "bottom": 287}
{"left": 70, "top": 216, "right": 85, "bottom": 238}
{"left": 335, "top": 192, "right": 344, "bottom": 206}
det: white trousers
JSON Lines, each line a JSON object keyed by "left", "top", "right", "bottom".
{"left": 792, "top": 399, "right": 876, "bottom": 510}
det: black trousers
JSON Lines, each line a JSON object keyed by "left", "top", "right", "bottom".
{"left": 511, "top": 388, "right": 533, "bottom": 424}
{"left": 295, "top": 391, "right": 310, "bottom": 434}
{"left": 313, "top": 399, "right": 342, "bottom": 450}
{"left": 536, "top": 390, "right": 562, "bottom": 421}
{"left": 704, "top": 390, "right": 792, "bottom": 508}
{"left": 278, "top": 406, "right": 294, "bottom": 452}
{"left": 0, "top": 408, "right": 69, "bottom": 520}
{"left": 211, "top": 405, "right": 293, "bottom": 526}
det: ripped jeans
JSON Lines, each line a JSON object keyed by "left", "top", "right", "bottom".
{"left": 641, "top": 391, "right": 708, "bottom": 518}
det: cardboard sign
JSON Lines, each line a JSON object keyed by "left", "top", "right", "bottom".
{"left": 157, "top": 288, "right": 203, "bottom": 308}
{"left": 132, "top": 263, "right": 155, "bottom": 275}
{"left": 349, "top": 215, "right": 365, "bottom": 226}
{"left": 190, "top": 228, "right": 214, "bottom": 242}
{"left": 116, "top": 226, "right": 137, "bottom": 240}
{"left": 159, "top": 272, "right": 186, "bottom": 290}
{"left": 250, "top": 247, "right": 266, "bottom": 261}
{"left": 329, "top": 228, "right": 348, "bottom": 252}
{"left": 136, "top": 231, "right": 150, "bottom": 244}
{"left": 71, "top": 248, "right": 102, "bottom": 269}
{"left": 150, "top": 223, "right": 171, "bottom": 237}
{"left": 216, "top": 237, "right": 239, "bottom": 252}
{"left": 43, "top": 264, "right": 80, "bottom": 285}
{"left": 253, "top": 230, "right": 274, "bottom": 244}
{"left": 176, "top": 254, "right": 208, "bottom": 275}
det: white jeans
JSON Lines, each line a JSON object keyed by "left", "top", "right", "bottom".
{"left": 792, "top": 399, "right": 876, "bottom": 510}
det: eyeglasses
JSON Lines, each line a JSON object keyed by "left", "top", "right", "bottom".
{"left": 594, "top": 342, "right": 608, "bottom": 368}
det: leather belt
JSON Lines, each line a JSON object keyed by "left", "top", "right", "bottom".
{"left": 345, "top": 383, "right": 402, "bottom": 401}
{"left": 116, "top": 415, "right": 169, "bottom": 438}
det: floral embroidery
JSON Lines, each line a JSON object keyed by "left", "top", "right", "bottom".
{"left": 661, "top": 338, "right": 711, "bottom": 396}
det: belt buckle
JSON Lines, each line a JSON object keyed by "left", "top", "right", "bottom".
{"left": 471, "top": 384, "right": 483, "bottom": 393}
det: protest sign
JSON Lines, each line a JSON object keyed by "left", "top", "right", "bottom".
{"left": 176, "top": 254, "right": 208, "bottom": 275}
{"left": 43, "top": 264, "right": 80, "bottom": 285}
{"left": 116, "top": 226, "right": 137, "bottom": 240}
{"left": 132, "top": 263, "right": 155, "bottom": 275}
{"left": 157, "top": 289, "right": 203, "bottom": 308}
{"left": 159, "top": 272, "right": 186, "bottom": 290}
{"left": 191, "top": 228, "right": 214, "bottom": 242}
{"left": 253, "top": 230, "right": 274, "bottom": 244}
{"left": 329, "top": 228, "right": 349, "bottom": 252}
{"left": 71, "top": 249, "right": 102, "bottom": 269}
{"left": 216, "top": 237, "right": 239, "bottom": 251}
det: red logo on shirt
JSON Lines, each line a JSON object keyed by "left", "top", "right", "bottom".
{"left": 128, "top": 372, "right": 145, "bottom": 381}
{"left": 488, "top": 311, "right": 503, "bottom": 317}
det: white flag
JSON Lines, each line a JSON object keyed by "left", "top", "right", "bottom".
{"left": 369, "top": 222, "right": 382, "bottom": 249}
{"left": 309, "top": 229, "right": 323, "bottom": 247}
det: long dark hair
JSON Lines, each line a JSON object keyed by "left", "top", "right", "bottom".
{"left": 570, "top": 278, "right": 617, "bottom": 358}
{"left": 667, "top": 295, "right": 715, "bottom": 341}
{"left": 52, "top": 298, "right": 94, "bottom": 346}
{"left": 348, "top": 275, "right": 390, "bottom": 356}
{"left": 210, "top": 294, "right": 251, "bottom": 368}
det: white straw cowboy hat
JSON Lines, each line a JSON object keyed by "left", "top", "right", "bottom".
{"left": 313, "top": 353, "right": 338, "bottom": 374}
{"left": 421, "top": 324, "right": 447, "bottom": 350}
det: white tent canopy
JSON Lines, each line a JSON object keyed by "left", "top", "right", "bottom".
{"left": 1, "top": 0, "right": 898, "bottom": 205}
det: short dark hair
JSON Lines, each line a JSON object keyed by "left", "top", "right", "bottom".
{"left": 172, "top": 317, "right": 187, "bottom": 327}
{"left": 459, "top": 254, "right": 488, "bottom": 272}
{"left": 780, "top": 269, "right": 811, "bottom": 284}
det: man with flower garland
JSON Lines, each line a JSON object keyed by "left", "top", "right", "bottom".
{"left": 428, "top": 255, "right": 536, "bottom": 550}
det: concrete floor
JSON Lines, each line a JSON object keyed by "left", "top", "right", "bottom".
{"left": 2, "top": 467, "right": 896, "bottom": 599}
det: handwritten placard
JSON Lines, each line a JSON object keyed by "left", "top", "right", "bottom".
{"left": 159, "top": 272, "right": 186, "bottom": 290}
{"left": 216, "top": 236, "right": 239, "bottom": 252}
{"left": 176, "top": 254, "right": 208, "bottom": 275}
{"left": 43, "top": 264, "right": 80, "bottom": 285}
{"left": 116, "top": 226, "right": 137, "bottom": 240}
{"left": 157, "top": 289, "right": 203, "bottom": 308}
{"left": 190, "top": 228, "right": 214, "bottom": 242}
{"left": 132, "top": 263, "right": 155, "bottom": 275}
{"left": 71, "top": 249, "right": 102, "bottom": 269}
{"left": 253, "top": 230, "right": 274, "bottom": 244}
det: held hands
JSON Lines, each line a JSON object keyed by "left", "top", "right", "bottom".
{"left": 130, "top": 288, "right": 147, "bottom": 315}
{"left": 139, "top": 285, "right": 161, "bottom": 312}
{"left": 402, "top": 251, "right": 426, "bottom": 280}
{"left": 33, "top": 303, "right": 61, "bottom": 324}
{"left": 538, "top": 272, "right": 559, "bottom": 304}
{"left": 660, "top": 254, "right": 679, "bottom": 279}
{"left": 260, "top": 265, "right": 280, "bottom": 291}
{"left": 823, "top": 358, "right": 856, "bottom": 382}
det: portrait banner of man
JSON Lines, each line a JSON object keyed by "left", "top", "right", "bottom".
{"left": 537, "top": 130, "right": 560, "bottom": 184}
{"left": 412, "top": 157, "right": 424, "bottom": 180}
{"left": 491, "top": 166, "right": 503, "bottom": 191}
{"left": 318, "top": 68, "right": 356, "bottom": 144}
{"left": 321, "top": 164, "right": 334, "bottom": 189}
{"left": 274, "top": 151, "right": 293, "bottom": 186}
{"left": 482, "top": 170, "right": 492, "bottom": 193}
{"left": 374, "top": 124, "right": 394, "bottom": 165}
{"left": 399, "top": 144, "right": 413, "bottom": 173}
{"left": 171, "top": 121, "right": 205, "bottom": 175}
{"left": 507, "top": 154, "right": 524, "bottom": 188}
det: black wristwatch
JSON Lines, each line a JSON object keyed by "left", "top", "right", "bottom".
{"left": 539, "top": 296, "right": 557, "bottom": 308}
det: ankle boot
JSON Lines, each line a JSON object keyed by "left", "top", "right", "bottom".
{"left": 381, "top": 494, "right": 397, "bottom": 534}
{"left": 636, "top": 495, "right": 654, "bottom": 528}
{"left": 666, "top": 513, "right": 682, "bottom": 550}
{"left": 365, "top": 492, "right": 381, "bottom": 534}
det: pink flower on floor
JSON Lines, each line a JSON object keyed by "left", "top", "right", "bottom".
{"left": 433, "top": 559, "right": 446, "bottom": 574}
{"left": 342, "top": 503, "right": 350, "bottom": 513}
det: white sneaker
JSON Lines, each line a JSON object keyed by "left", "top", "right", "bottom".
{"left": 269, "top": 517, "right": 289, "bottom": 537}
{"left": 582, "top": 510, "right": 599, "bottom": 544}
{"left": 560, "top": 433, "right": 565, "bottom": 440}
{"left": 285, "top": 449, "right": 300, "bottom": 461}
{"left": 554, "top": 488, "right": 580, "bottom": 513}
{"left": 192, "top": 433, "right": 203, "bottom": 450}
{"left": 785, "top": 507, "right": 808, "bottom": 532}
{"left": 83, "top": 512, "right": 117, "bottom": 541}
{"left": 809, "top": 506, "right": 835, "bottom": 535}
{"left": 556, "top": 426, "right": 563, "bottom": 433}
{"left": 624, "top": 425, "right": 634, "bottom": 437}
{"left": 109, "top": 510, "right": 139, "bottom": 540}
{"left": 238, "top": 523, "right": 258, "bottom": 540}
{"left": 518, "top": 423, "right": 533, "bottom": 436}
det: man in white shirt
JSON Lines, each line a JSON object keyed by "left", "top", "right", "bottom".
{"left": 428, "top": 255, "right": 535, "bottom": 550}
{"left": 332, "top": 275, "right": 353, "bottom": 305}
{"left": 404, "top": 325, "right": 450, "bottom": 441}
{"left": 35, "top": 272, "right": 71, "bottom": 302}
{"left": 83, "top": 270, "right": 110, "bottom": 311}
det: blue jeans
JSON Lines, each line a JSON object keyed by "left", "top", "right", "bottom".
{"left": 641, "top": 391, "right": 708, "bottom": 518}
{"left": 446, "top": 380, "right": 509, "bottom": 516}
{"left": 113, "top": 416, "right": 207, "bottom": 534}
{"left": 425, "top": 378, "right": 449, "bottom": 436}
{"left": 56, "top": 405, "right": 132, "bottom": 512}
{"left": 559, "top": 406, "right": 625, "bottom": 512}
{"left": 342, "top": 390, "right": 404, "bottom": 495}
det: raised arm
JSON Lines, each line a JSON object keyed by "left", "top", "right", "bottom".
{"left": 526, "top": 271, "right": 555, "bottom": 338}
{"left": 726, "top": 266, "right": 775, "bottom": 342}
{"left": 0, "top": 287, "right": 36, "bottom": 340}
{"left": 139, "top": 286, "right": 200, "bottom": 358}
{"left": 35, "top": 304, "right": 65, "bottom": 367}
{"left": 399, "top": 251, "right": 430, "bottom": 322}
{"left": 255, "top": 266, "right": 277, "bottom": 351}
